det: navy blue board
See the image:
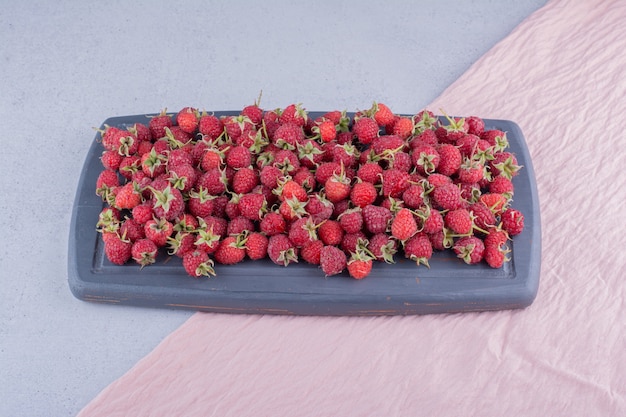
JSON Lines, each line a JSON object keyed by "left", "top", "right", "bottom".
{"left": 68, "top": 112, "right": 541, "bottom": 315}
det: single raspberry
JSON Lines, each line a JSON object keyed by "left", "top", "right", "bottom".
{"left": 370, "top": 135, "right": 404, "bottom": 156}
{"left": 120, "top": 218, "right": 145, "bottom": 242}
{"left": 490, "top": 151, "right": 521, "bottom": 179}
{"left": 347, "top": 250, "right": 373, "bottom": 280}
{"left": 381, "top": 168, "right": 410, "bottom": 198}
{"left": 402, "top": 184, "right": 426, "bottom": 209}
{"left": 313, "top": 119, "right": 337, "bottom": 143}
{"left": 267, "top": 234, "right": 299, "bottom": 266}
{"left": 456, "top": 134, "right": 480, "bottom": 158}
{"left": 305, "top": 193, "right": 334, "bottom": 222}
{"left": 458, "top": 158, "right": 485, "bottom": 184}
{"left": 431, "top": 183, "right": 462, "bottom": 211}
{"left": 214, "top": 235, "right": 247, "bottom": 265}
{"left": 465, "top": 116, "right": 485, "bottom": 136}
{"left": 489, "top": 175, "right": 514, "bottom": 196}
{"left": 445, "top": 208, "right": 473, "bottom": 235}
{"left": 104, "top": 233, "right": 132, "bottom": 265}
{"left": 318, "top": 220, "right": 344, "bottom": 246}
{"left": 167, "top": 163, "right": 197, "bottom": 193}
{"left": 273, "top": 122, "right": 305, "bottom": 149}
{"left": 100, "top": 150, "right": 123, "bottom": 171}
{"left": 176, "top": 107, "right": 199, "bottom": 134}
{"left": 288, "top": 217, "right": 319, "bottom": 247}
{"left": 167, "top": 231, "right": 196, "bottom": 258}
{"left": 340, "top": 232, "right": 367, "bottom": 254}
{"left": 353, "top": 116, "right": 379, "bottom": 145}
{"left": 469, "top": 202, "right": 497, "bottom": 232}
{"left": 371, "top": 102, "right": 395, "bottom": 127}
{"left": 144, "top": 217, "right": 174, "bottom": 247}
{"left": 412, "top": 143, "right": 440, "bottom": 175}
{"left": 403, "top": 233, "right": 432, "bottom": 267}
{"left": 183, "top": 250, "right": 216, "bottom": 278}
{"left": 368, "top": 233, "right": 397, "bottom": 264}
{"left": 187, "top": 187, "right": 215, "bottom": 218}
{"left": 279, "top": 103, "right": 308, "bottom": 127}
{"left": 114, "top": 181, "right": 142, "bottom": 210}
{"left": 437, "top": 143, "right": 462, "bottom": 176}
{"left": 245, "top": 232, "right": 269, "bottom": 260}
{"left": 131, "top": 203, "right": 153, "bottom": 225}
{"left": 231, "top": 167, "right": 259, "bottom": 195}
{"left": 227, "top": 216, "right": 255, "bottom": 236}
{"left": 453, "top": 236, "right": 485, "bottom": 265}
{"left": 501, "top": 208, "right": 525, "bottom": 236}
{"left": 356, "top": 162, "right": 383, "bottom": 184}
{"left": 131, "top": 238, "right": 158, "bottom": 267}
{"left": 319, "top": 245, "right": 347, "bottom": 276}
{"left": 391, "top": 116, "right": 414, "bottom": 139}
{"left": 391, "top": 208, "right": 418, "bottom": 241}
{"left": 350, "top": 181, "right": 378, "bottom": 208}
{"left": 148, "top": 109, "right": 173, "bottom": 140}
{"left": 226, "top": 145, "right": 252, "bottom": 169}
{"left": 484, "top": 244, "right": 508, "bottom": 268}
{"left": 301, "top": 239, "right": 324, "bottom": 265}
{"left": 362, "top": 204, "right": 392, "bottom": 235}
{"left": 337, "top": 208, "right": 364, "bottom": 234}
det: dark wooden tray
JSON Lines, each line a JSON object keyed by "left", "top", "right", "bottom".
{"left": 68, "top": 112, "right": 541, "bottom": 315}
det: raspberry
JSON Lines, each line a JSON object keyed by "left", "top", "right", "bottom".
{"left": 501, "top": 208, "right": 525, "bottom": 236}
{"left": 431, "top": 183, "right": 462, "bottom": 211}
{"left": 453, "top": 236, "right": 485, "bottom": 265}
{"left": 319, "top": 245, "right": 347, "bottom": 276}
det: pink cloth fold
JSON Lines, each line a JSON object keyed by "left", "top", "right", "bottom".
{"left": 78, "top": 0, "right": 626, "bottom": 415}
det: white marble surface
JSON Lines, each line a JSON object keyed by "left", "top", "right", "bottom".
{"left": 0, "top": 1, "right": 547, "bottom": 415}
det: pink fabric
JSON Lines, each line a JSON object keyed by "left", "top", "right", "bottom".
{"left": 78, "top": 0, "right": 626, "bottom": 415}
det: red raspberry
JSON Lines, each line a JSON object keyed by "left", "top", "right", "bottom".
{"left": 484, "top": 244, "right": 508, "bottom": 268}
{"left": 104, "top": 233, "right": 132, "bottom": 265}
{"left": 176, "top": 107, "right": 199, "bottom": 134}
{"left": 371, "top": 102, "right": 395, "bottom": 127}
{"left": 301, "top": 239, "right": 324, "bottom": 265}
{"left": 144, "top": 218, "right": 174, "bottom": 247}
{"left": 319, "top": 245, "right": 347, "bottom": 276}
{"left": 402, "top": 184, "right": 426, "bottom": 209}
{"left": 362, "top": 204, "right": 392, "bottom": 235}
{"left": 381, "top": 168, "right": 410, "bottom": 198}
{"left": 232, "top": 167, "right": 259, "bottom": 194}
{"left": 391, "top": 116, "right": 414, "bottom": 139}
{"left": 318, "top": 220, "right": 344, "bottom": 246}
{"left": 403, "top": 233, "right": 432, "bottom": 267}
{"left": 338, "top": 208, "right": 364, "bottom": 234}
{"left": 391, "top": 208, "right": 418, "bottom": 241}
{"left": 245, "top": 232, "right": 269, "bottom": 260}
{"left": 267, "top": 234, "right": 298, "bottom": 266}
{"left": 340, "top": 232, "right": 367, "bottom": 254}
{"left": 368, "top": 233, "right": 397, "bottom": 263}
{"left": 431, "top": 183, "right": 462, "bottom": 211}
{"left": 347, "top": 252, "right": 373, "bottom": 280}
{"left": 453, "top": 236, "right": 485, "bottom": 265}
{"left": 412, "top": 143, "right": 440, "bottom": 175}
{"left": 226, "top": 145, "right": 252, "bottom": 169}
{"left": 350, "top": 181, "right": 378, "bottom": 208}
{"left": 356, "top": 162, "right": 383, "bottom": 184}
{"left": 437, "top": 143, "right": 462, "bottom": 176}
{"left": 445, "top": 208, "right": 473, "bottom": 235}
{"left": 501, "top": 208, "right": 525, "bottom": 236}
{"left": 131, "top": 238, "right": 158, "bottom": 267}
{"left": 183, "top": 250, "right": 216, "bottom": 278}
{"left": 353, "top": 117, "right": 379, "bottom": 145}
{"left": 214, "top": 235, "right": 247, "bottom": 265}
{"left": 489, "top": 175, "right": 514, "bottom": 195}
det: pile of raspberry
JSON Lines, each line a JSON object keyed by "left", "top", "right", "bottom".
{"left": 95, "top": 101, "right": 524, "bottom": 280}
